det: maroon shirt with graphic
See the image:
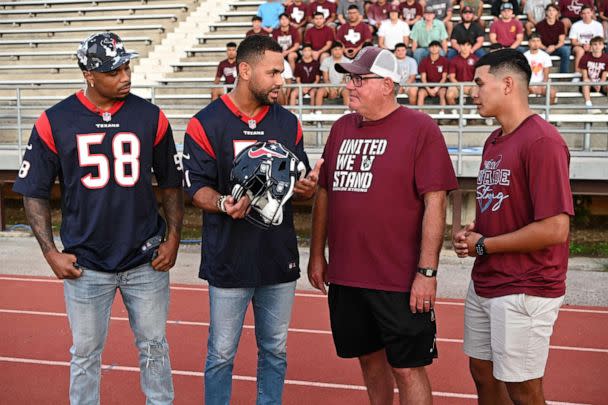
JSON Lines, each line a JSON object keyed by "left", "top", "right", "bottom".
{"left": 578, "top": 52, "right": 608, "bottom": 82}
{"left": 286, "top": 2, "right": 309, "bottom": 25}
{"left": 294, "top": 59, "right": 321, "bottom": 83}
{"left": 399, "top": 1, "right": 423, "bottom": 25}
{"left": 448, "top": 54, "right": 478, "bottom": 81}
{"left": 559, "top": 0, "right": 594, "bottom": 21}
{"left": 318, "top": 107, "right": 458, "bottom": 292}
{"left": 272, "top": 26, "right": 301, "bottom": 51}
{"left": 308, "top": 0, "right": 337, "bottom": 20}
{"left": 215, "top": 59, "right": 237, "bottom": 84}
{"left": 336, "top": 21, "right": 373, "bottom": 49}
{"left": 419, "top": 55, "right": 449, "bottom": 83}
{"left": 304, "top": 25, "right": 335, "bottom": 51}
{"left": 473, "top": 115, "right": 573, "bottom": 299}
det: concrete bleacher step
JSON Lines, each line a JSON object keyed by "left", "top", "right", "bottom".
{"left": 0, "top": 24, "right": 166, "bottom": 36}
{"left": 1, "top": 14, "right": 179, "bottom": 26}
{"left": 0, "top": 3, "right": 188, "bottom": 16}
{"left": 0, "top": 0, "right": 192, "bottom": 8}
{"left": 0, "top": 36, "right": 153, "bottom": 47}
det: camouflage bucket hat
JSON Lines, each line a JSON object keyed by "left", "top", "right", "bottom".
{"left": 76, "top": 32, "right": 138, "bottom": 72}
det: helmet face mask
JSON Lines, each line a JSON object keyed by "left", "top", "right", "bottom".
{"left": 230, "top": 142, "right": 306, "bottom": 229}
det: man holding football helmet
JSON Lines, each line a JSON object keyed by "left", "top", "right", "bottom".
{"left": 181, "top": 35, "right": 322, "bottom": 405}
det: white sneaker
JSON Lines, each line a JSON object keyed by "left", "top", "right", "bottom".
{"left": 585, "top": 100, "right": 593, "bottom": 108}
{"left": 314, "top": 110, "right": 322, "bottom": 115}
{"left": 469, "top": 108, "right": 477, "bottom": 115}
{"left": 438, "top": 109, "right": 445, "bottom": 116}
{"left": 572, "top": 76, "right": 581, "bottom": 83}
{"left": 485, "top": 118, "right": 493, "bottom": 126}
{"left": 451, "top": 108, "right": 458, "bottom": 115}
{"left": 460, "top": 119, "right": 467, "bottom": 127}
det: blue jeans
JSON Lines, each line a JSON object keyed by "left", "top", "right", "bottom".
{"left": 413, "top": 47, "right": 447, "bottom": 64}
{"left": 64, "top": 263, "right": 173, "bottom": 405}
{"left": 447, "top": 48, "right": 487, "bottom": 59}
{"left": 550, "top": 45, "right": 571, "bottom": 73}
{"left": 204, "top": 281, "right": 297, "bottom": 405}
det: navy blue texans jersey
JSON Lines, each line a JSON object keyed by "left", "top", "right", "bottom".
{"left": 182, "top": 94, "right": 311, "bottom": 287}
{"left": 13, "top": 91, "right": 182, "bottom": 272}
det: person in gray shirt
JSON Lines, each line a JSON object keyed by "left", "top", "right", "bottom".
{"left": 315, "top": 41, "right": 351, "bottom": 106}
{"left": 394, "top": 42, "right": 419, "bottom": 105}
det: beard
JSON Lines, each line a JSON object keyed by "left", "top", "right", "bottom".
{"left": 249, "top": 80, "right": 279, "bottom": 106}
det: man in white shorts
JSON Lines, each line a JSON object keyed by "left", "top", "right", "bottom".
{"left": 453, "top": 49, "right": 573, "bottom": 405}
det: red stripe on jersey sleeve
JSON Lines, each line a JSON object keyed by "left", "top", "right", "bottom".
{"left": 186, "top": 117, "right": 216, "bottom": 160}
{"left": 34, "top": 111, "right": 57, "bottom": 154}
{"left": 154, "top": 109, "right": 169, "bottom": 146}
{"left": 296, "top": 120, "right": 303, "bottom": 145}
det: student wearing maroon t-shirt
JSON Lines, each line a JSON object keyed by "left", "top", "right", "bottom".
{"left": 535, "top": 4, "right": 570, "bottom": 74}
{"left": 309, "top": 46, "right": 457, "bottom": 405}
{"left": 417, "top": 41, "right": 448, "bottom": 109}
{"left": 290, "top": 43, "right": 321, "bottom": 105}
{"left": 273, "top": 13, "right": 301, "bottom": 70}
{"left": 285, "top": 0, "right": 309, "bottom": 38}
{"left": 212, "top": 42, "right": 238, "bottom": 101}
{"left": 579, "top": 36, "right": 608, "bottom": 109}
{"left": 453, "top": 49, "right": 573, "bottom": 405}
{"left": 246, "top": 16, "right": 271, "bottom": 37}
{"left": 489, "top": 3, "right": 524, "bottom": 51}
{"left": 307, "top": 0, "right": 338, "bottom": 28}
{"left": 336, "top": 5, "right": 373, "bottom": 59}
{"left": 446, "top": 40, "right": 478, "bottom": 107}
{"left": 304, "top": 12, "right": 335, "bottom": 63}
{"left": 399, "top": 0, "right": 423, "bottom": 29}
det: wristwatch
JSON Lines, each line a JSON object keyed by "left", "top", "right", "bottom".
{"left": 216, "top": 195, "right": 228, "bottom": 213}
{"left": 417, "top": 267, "right": 437, "bottom": 277}
{"left": 475, "top": 236, "right": 487, "bottom": 256}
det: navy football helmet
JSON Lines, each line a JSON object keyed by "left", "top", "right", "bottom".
{"left": 230, "top": 141, "right": 306, "bottom": 228}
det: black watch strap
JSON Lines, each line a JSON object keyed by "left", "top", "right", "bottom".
{"left": 475, "top": 236, "right": 487, "bottom": 256}
{"left": 417, "top": 267, "right": 437, "bottom": 277}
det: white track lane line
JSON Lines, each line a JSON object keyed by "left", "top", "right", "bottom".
{"left": 1, "top": 276, "right": 607, "bottom": 315}
{"left": 2, "top": 308, "right": 607, "bottom": 354}
{"left": 0, "top": 356, "right": 592, "bottom": 405}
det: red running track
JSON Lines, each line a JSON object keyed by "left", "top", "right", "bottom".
{"left": 0, "top": 275, "right": 606, "bottom": 404}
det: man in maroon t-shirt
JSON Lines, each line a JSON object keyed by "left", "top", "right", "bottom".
{"left": 285, "top": 0, "right": 309, "bottom": 37}
{"left": 453, "top": 49, "right": 573, "bottom": 405}
{"left": 446, "top": 40, "right": 477, "bottom": 106}
{"left": 246, "top": 16, "right": 271, "bottom": 37}
{"left": 304, "top": 12, "right": 335, "bottom": 62}
{"left": 273, "top": 13, "right": 301, "bottom": 70}
{"left": 289, "top": 43, "right": 321, "bottom": 105}
{"left": 307, "top": 0, "right": 337, "bottom": 28}
{"left": 399, "top": 0, "right": 423, "bottom": 29}
{"left": 579, "top": 36, "right": 608, "bottom": 108}
{"left": 489, "top": 3, "right": 524, "bottom": 49}
{"left": 309, "top": 46, "right": 457, "bottom": 405}
{"left": 417, "top": 41, "right": 448, "bottom": 108}
{"left": 367, "top": 0, "right": 390, "bottom": 30}
{"left": 336, "top": 5, "right": 373, "bottom": 58}
{"left": 535, "top": 4, "right": 569, "bottom": 74}
{"left": 212, "top": 42, "right": 238, "bottom": 100}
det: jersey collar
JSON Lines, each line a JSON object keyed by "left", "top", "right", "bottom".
{"left": 75, "top": 90, "right": 126, "bottom": 118}
{"left": 220, "top": 94, "right": 270, "bottom": 128}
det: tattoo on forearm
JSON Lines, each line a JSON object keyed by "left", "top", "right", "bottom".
{"left": 23, "top": 197, "right": 56, "bottom": 254}
{"left": 161, "top": 188, "right": 184, "bottom": 238}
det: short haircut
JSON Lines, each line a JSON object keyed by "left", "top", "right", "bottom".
{"left": 580, "top": 5, "right": 592, "bottom": 12}
{"left": 313, "top": 11, "right": 325, "bottom": 18}
{"left": 331, "top": 41, "right": 344, "bottom": 49}
{"left": 301, "top": 43, "right": 313, "bottom": 50}
{"left": 475, "top": 48, "right": 532, "bottom": 85}
{"left": 458, "top": 39, "right": 472, "bottom": 46}
{"left": 394, "top": 42, "right": 407, "bottom": 50}
{"left": 236, "top": 35, "right": 283, "bottom": 68}
{"left": 545, "top": 3, "right": 558, "bottom": 12}
{"left": 428, "top": 40, "right": 441, "bottom": 48}
{"left": 252, "top": 16, "right": 262, "bottom": 22}
{"left": 279, "top": 13, "right": 289, "bottom": 19}
{"left": 529, "top": 32, "right": 541, "bottom": 40}
{"left": 590, "top": 36, "right": 605, "bottom": 45}
{"left": 348, "top": 4, "right": 359, "bottom": 11}
{"left": 226, "top": 42, "right": 237, "bottom": 48}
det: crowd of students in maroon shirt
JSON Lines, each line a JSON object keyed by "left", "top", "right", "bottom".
{"left": 211, "top": 0, "right": 608, "bottom": 107}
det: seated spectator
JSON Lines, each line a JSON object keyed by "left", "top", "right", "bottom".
{"left": 601, "top": 1, "right": 608, "bottom": 40}
{"left": 449, "top": 6, "right": 486, "bottom": 59}
{"left": 290, "top": 44, "right": 321, "bottom": 105}
{"left": 579, "top": 36, "right": 608, "bottom": 109}
{"left": 367, "top": 0, "right": 391, "bottom": 32}
{"left": 425, "top": 0, "right": 453, "bottom": 37}
{"left": 337, "top": 0, "right": 365, "bottom": 25}
{"left": 446, "top": 40, "right": 478, "bottom": 107}
{"left": 285, "top": 0, "right": 309, "bottom": 38}
{"left": 560, "top": 0, "right": 594, "bottom": 35}
{"left": 378, "top": 5, "right": 411, "bottom": 50}
{"left": 307, "top": 0, "right": 337, "bottom": 29}
{"left": 315, "top": 42, "right": 351, "bottom": 106}
{"left": 535, "top": 4, "right": 570, "bottom": 74}
{"left": 211, "top": 42, "right": 237, "bottom": 101}
{"left": 570, "top": 6, "right": 605, "bottom": 77}
{"left": 304, "top": 12, "right": 335, "bottom": 62}
{"left": 524, "top": 33, "right": 557, "bottom": 104}
{"left": 273, "top": 13, "right": 301, "bottom": 70}
{"left": 394, "top": 42, "right": 418, "bottom": 104}
{"left": 257, "top": 0, "right": 285, "bottom": 32}
{"left": 524, "top": 0, "right": 552, "bottom": 36}
{"left": 460, "top": 0, "right": 485, "bottom": 28}
{"left": 279, "top": 59, "right": 294, "bottom": 105}
{"left": 417, "top": 40, "right": 448, "bottom": 109}
{"left": 489, "top": 3, "right": 524, "bottom": 52}
{"left": 491, "top": 0, "right": 519, "bottom": 20}
{"left": 410, "top": 7, "right": 448, "bottom": 64}
{"left": 399, "top": 0, "right": 423, "bottom": 30}
{"left": 247, "top": 16, "right": 270, "bottom": 37}
{"left": 336, "top": 5, "right": 373, "bottom": 58}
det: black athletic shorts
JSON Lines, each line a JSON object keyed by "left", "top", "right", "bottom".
{"left": 328, "top": 284, "right": 438, "bottom": 368}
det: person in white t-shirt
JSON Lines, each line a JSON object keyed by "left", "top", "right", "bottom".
{"left": 394, "top": 42, "right": 418, "bottom": 104}
{"left": 315, "top": 41, "right": 351, "bottom": 106}
{"left": 569, "top": 6, "right": 605, "bottom": 76}
{"left": 378, "top": 5, "right": 411, "bottom": 50}
{"left": 279, "top": 58, "right": 294, "bottom": 105}
{"left": 524, "top": 33, "right": 557, "bottom": 104}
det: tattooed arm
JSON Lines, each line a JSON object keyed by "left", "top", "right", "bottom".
{"left": 151, "top": 188, "right": 184, "bottom": 272}
{"left": 23, "top": 197, "right": 81, "bottom": 279}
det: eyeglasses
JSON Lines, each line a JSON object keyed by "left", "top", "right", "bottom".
{"left": 344, "top": 74, "right": 385, "bottom": 87}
